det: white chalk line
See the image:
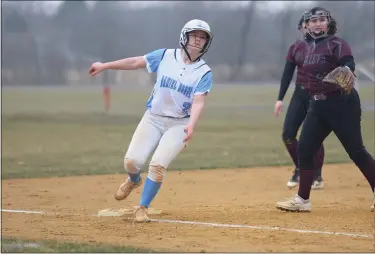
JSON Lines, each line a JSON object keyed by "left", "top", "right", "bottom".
{"left": 2, "top": 209, "right": 45, "bottom": 215}
{"left": 2, "top": 209, "right": 372, "bottom": 239}
{"left": 148, "top": 218, "right": 372, "bottom": 239}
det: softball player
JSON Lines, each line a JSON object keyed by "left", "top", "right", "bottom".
{"left": 274, "top": 13, "right": 325, "bottom": 190}
{"left": 89, "top": 19, "right": 213, "bottom": 222}
{"left": 276, "top": 7, "right": 375, "bottom": 212}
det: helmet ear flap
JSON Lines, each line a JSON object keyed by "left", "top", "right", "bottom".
{"left": 184, "top": 31, "right": 190, "bottom": 47}
{"left": 179, "top": 30, "right": 190, "bottom": 48}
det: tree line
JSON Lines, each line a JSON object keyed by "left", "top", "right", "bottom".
{"left": 2, "top": 1, "right": 374, "bottom": 85}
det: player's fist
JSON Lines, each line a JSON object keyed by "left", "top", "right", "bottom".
{"left": 89, "top": 62, "right": 105, "bottom": 76}
{"left": 274, "top": 100, "right": 283, "bottom": 118}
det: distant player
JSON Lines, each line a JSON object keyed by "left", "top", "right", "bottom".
{"left": 274, "top": 13, "right": 325, "bottom": 190}
{"left": 89, "top": 19, "right": 213, "bottom": 222}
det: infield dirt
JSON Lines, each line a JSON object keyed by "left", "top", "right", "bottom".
{"left": 2, "top": 163, "right": 373, "bottom": 252}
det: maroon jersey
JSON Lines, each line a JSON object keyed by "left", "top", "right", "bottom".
{"left": 286, "top": 39, "right": 309, "bottom": 86}
{"left": 302, "top": 36, "right": 353, "bottom": 94}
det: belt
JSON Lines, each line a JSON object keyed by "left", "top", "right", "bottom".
{"left": 312, "top": 89, "right": 343, "bottom": 100}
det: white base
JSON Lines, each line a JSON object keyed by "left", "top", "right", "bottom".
{"left": 97, "top": 206, "right": 162, "bottom": 217}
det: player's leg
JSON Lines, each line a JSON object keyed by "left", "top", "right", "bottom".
{"left": 312, "top": 144, "right": 325, "bottom": 189}
{"left": 293, "top": 87, "right": 325, "bottom": 190}
{"left": 296, "top": 87, "right": 325, "bottom": 189}
{"left": 282, "top": 86, "right": 310, "bottom": 188}
{"left": 305, "top": 96, "right": 325, "bottom": 190}
{"left": 328, "top": 90, "right": 375, "bottom": 210}
{"left": 135, "top": 121, "right": 188, "bottom": 222}
{"left": 115, "top": 111, "right": 163, "bottom": 201}
{"left": 276, "top": 102, "right": 332, "bottom": 212}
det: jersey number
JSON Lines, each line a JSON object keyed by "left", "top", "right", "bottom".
{"left": 182, "top": 102, "right": 192, "bottom": 115}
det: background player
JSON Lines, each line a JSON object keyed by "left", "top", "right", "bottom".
{"left": 276, "top": 7, "right": 375, "bottom": 212}
{"left": 89, "top": 19, "right": 213, "bottom": 222}
{"left": 274, "top": 13, "right": 325, "bottom": 190}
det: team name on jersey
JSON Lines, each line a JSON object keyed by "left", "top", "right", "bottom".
{"left": 160, "top": 75, "right": 193, "bottom": 98}
{"left": 303, "top": 53, "right": 327, "bottom": 65}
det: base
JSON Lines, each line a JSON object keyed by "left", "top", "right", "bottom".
{"left": 97, "top": 206, "right": 162, "bottom": 217}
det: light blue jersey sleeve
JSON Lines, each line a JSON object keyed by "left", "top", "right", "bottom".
{"left": 143, "top": 48, "right": 167, "bottom": 73}
{"left": 194, "top": 71, "right": 213, "bottom": 95}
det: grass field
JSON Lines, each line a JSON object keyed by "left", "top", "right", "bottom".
{"left": 2, "top": 83, "right": 374, "bottom": 179}
{"left": 1, "top": 237, "right": 154, "bottom": 253}
{"left": 2, "top": 83, "right": 375, "bottom": 252}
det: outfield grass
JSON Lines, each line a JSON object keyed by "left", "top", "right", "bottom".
{"left": 2, "top": 83, "right": 374, "bottom": 179}
{"left": 1, "top": 237, "right": 155, "bottom": 253}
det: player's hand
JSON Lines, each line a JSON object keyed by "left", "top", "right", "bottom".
{"left": 89, "top": 62, "right": 105, "bottom": 76}
{"left": 183, "top": 124, "right": 194, "bottom": 142}
{"left": 274, "top": 100, "right": 283, "bottom": 118}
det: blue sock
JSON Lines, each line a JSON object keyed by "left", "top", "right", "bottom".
{"left": 128, "top": 172, "right": 141, "bottom": 183}
{"left": 140, "top": 177, "right": 162, "bottom": 208}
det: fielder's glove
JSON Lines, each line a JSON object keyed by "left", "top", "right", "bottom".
{"left": 322, "top": 66, "right": 356, "bottom": 94}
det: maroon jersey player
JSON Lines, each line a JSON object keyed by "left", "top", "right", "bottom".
{"left": 276, "top": 7, "right": 375, "bottom": 212}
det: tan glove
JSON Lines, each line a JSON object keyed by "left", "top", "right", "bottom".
{"left": 322, "top": 66, "right": 356, "bottom": 94}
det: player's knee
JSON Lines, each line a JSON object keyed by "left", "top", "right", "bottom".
{"left": 124, "top": 158, "right": 141, "bottom": 174}
{"left": 282, "top": 131, "right": 296, "bottom": 144}
{"left": 148, "top": 164, "right": 166, "bottom": 183}
{"left": 282, "top": 136, "right": 297, "bottom": 145}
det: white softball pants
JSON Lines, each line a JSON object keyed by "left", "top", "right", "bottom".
{"left": 124, "top": 110, "right": 189, "bottom": 174}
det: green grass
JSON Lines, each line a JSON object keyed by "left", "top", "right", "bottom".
{"left": 2, "top": 84, "right": 374, "bottom": 179}
{"left": 1, "top": 237, "right": 155, "bottom": 253}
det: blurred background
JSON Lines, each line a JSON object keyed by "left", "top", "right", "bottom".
{"left": 1, "top": 3, "right": 374, "bottom": 251}
{"left": 2, "top": 0, "right": 374, "bottom": 86}
{"left": 1, "top": 1, "right": 374, "bottom": 179}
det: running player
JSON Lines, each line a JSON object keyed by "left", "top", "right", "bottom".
{"left": 89, "top": 19, "right": 214, "bottom": 222}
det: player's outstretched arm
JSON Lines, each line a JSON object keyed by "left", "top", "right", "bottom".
{"left": 103, "top": 56, "right": 147, "bottom": 70}
{"left": 89, "top": 56, "right": 147, "bottom": 76}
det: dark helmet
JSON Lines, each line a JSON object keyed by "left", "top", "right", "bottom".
{"left": 304, "top": 7, "right": 336, "bottom": 39}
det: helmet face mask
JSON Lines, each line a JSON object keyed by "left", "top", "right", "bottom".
{"left": 179, "top": 19, "right": 213, "bottom": 62}
{"left": 304, "top": 8, "right": 332, "bottom": 39}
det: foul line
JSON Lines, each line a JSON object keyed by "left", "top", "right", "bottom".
{"left": 1, "top": 209, "right": 45, "bottom": 215}
{"left": 1, "top": 209, "right": 372, "bottom": 239}
{"left": 148, "top": 218, "right": 372, "bottom": 239}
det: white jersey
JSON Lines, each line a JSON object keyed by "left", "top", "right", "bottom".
{"left": 143, "top": 48, "right": 213, "bottom": 118}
